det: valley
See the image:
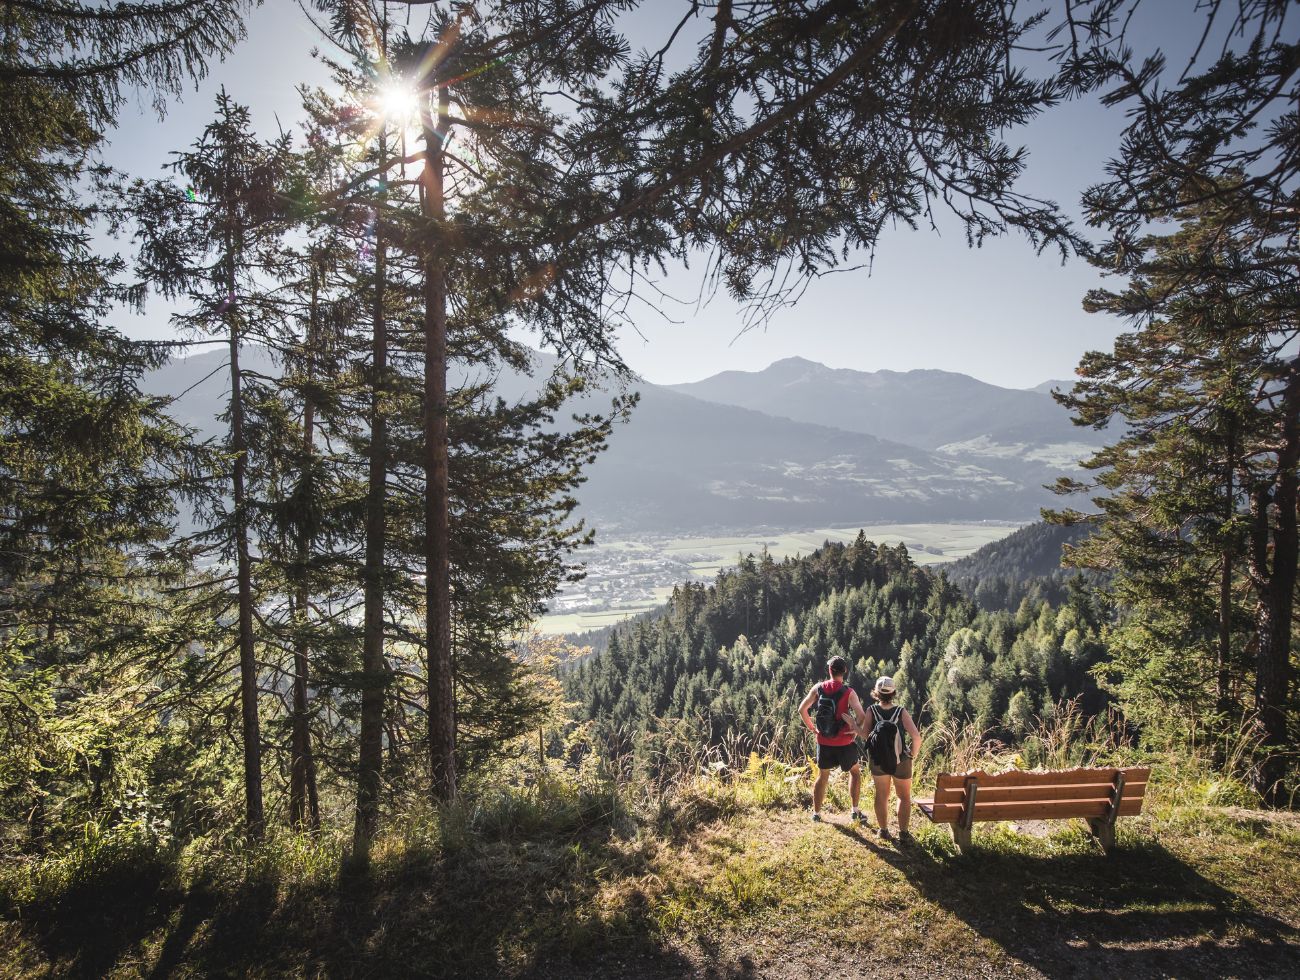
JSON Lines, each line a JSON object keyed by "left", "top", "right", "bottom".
{"left": 539, "top": 520, "right": 1022, "bottom": 633}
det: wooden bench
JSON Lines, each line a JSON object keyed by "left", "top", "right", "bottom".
{"left": 914, "top": 766, "right": 1150, "bottom": 853}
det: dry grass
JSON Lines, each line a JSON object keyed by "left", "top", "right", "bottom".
{"left": 2, "top": 725, "right": 1299, "bottom": 979}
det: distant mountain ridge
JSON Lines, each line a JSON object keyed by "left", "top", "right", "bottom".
{"left": 1030, "top": 378, "right": 1077, "bottom": 395}
{"left": 143, "top": 348, "right": 1085, "bottom": 533}
{"left": 667, "top": 357, "right": 1100, "bottom": 460}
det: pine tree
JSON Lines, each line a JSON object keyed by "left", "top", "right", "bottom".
{"left": 131, "top": 92, "right": 297, "bottom": 837}
{"left": 1052, "top": 192, "right": 1298, "bottom": 799}
{"left": 1, "top": 0, "right": 255, "bottom": 849}
{"left": 331, "top": 0, "right": 1088, "bottom": 801}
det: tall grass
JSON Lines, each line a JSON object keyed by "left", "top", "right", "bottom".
{"left": 2, "top": 697, "right": 1281, "bottom": 944}
{"left": 918, "top": 698, "right": 1140, "bottom": 786}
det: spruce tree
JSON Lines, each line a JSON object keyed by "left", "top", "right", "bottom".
{"left": 330, "top": 0, "right": 1086, "bottom": 802}
{"left": 131, "top": 92, "right": 297, "bottom": 837}
{"left": 1052, "top": 193, "right": 1298, "bottom": 799}
{"left": 1, "top": 0, "right": 255, "bottom": 848}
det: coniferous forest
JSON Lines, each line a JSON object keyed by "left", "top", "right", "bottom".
{"left": 565, "top": 534, "right": 1108, "bottom": 761}
{"left": 2, "top": 1, "right": 1298, "bottom": 976}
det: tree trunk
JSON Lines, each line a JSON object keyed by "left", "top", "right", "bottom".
{"left": 1254, "top": 367, "right": 1299, "bottom": 804}
{"left": 1217, "top": 421, "right": 1236, "bottom": 718}
{"left": 291, "top": 260, "right": 322, "bottom": 833}
{"left": 422, "top": 82, "right": 456, "bottom": 802}
{"left": 355, "top": 186, "right": 391, "bottom": 855}
{"left": 227, "top": 253, "right": 265, "bottom": 840}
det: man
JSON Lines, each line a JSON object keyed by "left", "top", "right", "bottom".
{"left": 798, "top": 655, "right": 867, "bottom": 824}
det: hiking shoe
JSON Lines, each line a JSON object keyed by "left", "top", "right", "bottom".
{"left": 811, "top": 811, "right": 823, "bottom": 823}
{"left": 877, "top": 827, "right": 892, "bottom": 841}
{"left": 850, "top": 809, "right": 865, "bottom": 825}
{"left": 897, "top": 830, "right": 914, "bottom": 845}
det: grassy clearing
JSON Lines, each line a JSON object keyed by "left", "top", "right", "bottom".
{"left": 3, "top": 752, "right": 1297, "bottom": 979}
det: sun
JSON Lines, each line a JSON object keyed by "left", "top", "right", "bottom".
{"left": 377, "top": 82, "right": 420, "bottom": 124}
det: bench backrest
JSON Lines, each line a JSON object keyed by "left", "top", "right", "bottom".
{"left": 925, "top": 766, "right": 1150, "bottom": 824}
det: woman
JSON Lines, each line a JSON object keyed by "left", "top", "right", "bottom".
{"left": 850, "top": 675, "right": 922, "bottom": 841}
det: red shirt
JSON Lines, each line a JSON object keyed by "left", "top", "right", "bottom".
{"left": 815, "top": 680, "right": 856, "bottom": 747}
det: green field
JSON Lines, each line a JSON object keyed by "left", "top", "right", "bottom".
{"left": 662, "top": 522, "right": 1020, "bottom": 572}
{"left": 535, "top": 586, "right": 675, "bottom": 636}
{"left": 538, "top": 522, "right": 1020, "bottom": 636}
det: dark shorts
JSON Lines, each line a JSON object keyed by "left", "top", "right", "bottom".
{"left": 868, "top": 755, "right": 913, "bottom": 780}
{"left": 816, "top": 741, "right": 860, "bottom": 772}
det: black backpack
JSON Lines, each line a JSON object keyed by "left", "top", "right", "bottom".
{"left": 866, "top": 704, "right": 905, "bottom": 774}
{"left": 813, "top": 682, "right": 851, "bottom": 738}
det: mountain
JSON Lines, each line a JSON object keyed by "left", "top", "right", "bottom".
{"left": 140, "top": 344, "right": 278, "bottom": 440}
{"left": 564, "top": 532, "right": 1109, "bottom": 756}
{"left": 142, "top": 348, "right": 1062, "bottom": 532}
{"left": 946, "top": 520, "right": 1091, "bottom": 583}
{"left": 1031, "top": 378, "right": 1076, "bottom": 395}
{"left": 667, "top": 358, "right": 1103, "bottom": 467}
{"left": 581, "top": 383, "right": 1043, "bottom": 530}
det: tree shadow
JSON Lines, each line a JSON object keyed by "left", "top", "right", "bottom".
{"left": 12, "top": 847, "right": 183, "bottom": 979}
{"left": 834, "top": 823, "right": 1300, "bottom": 977}
{"left": 123, "top": 829, "right": 701, "bottom": 978}
{"left": 145, "top": 885, "right": 217, "bottom": 980}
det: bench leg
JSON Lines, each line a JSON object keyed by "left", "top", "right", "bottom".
{"left": 1087, "top": 817, "right": 1115, "bottom": 854}
{"left": 1089, "top": 770, "right": 1125, "bottom": 854}
{"left": 951, "top": 823, "right": 972, "bottom": 853}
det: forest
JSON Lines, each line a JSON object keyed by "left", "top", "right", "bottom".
{"left": 564, "top": 533, "right": 1109, "bottom": 762}
{"left": 1, "top": 1, "right": 1298, "bottom": 976}
{"left": 945, "top": 520, "right": 1101, "bottom": 611}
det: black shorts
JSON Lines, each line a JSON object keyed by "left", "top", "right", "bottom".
{"left": 816, "top": 741, "right": 860, "bottom": 772}
{"left": 868, "top": 755, "right": 914, "bottom": 780}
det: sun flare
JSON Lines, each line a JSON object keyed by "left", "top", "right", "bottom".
{"left": 377, "top": 82, "right": 419, "bottom": 122}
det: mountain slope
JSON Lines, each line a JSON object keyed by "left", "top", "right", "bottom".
{"left": 946, "top": 520, "right": 1091, "bottom": 583}
{"left": 581, "top": 383, "right": 1042, "bottom": 530}
{"left": 668, "top": 357, "right": 1100, "bottom": 458}
{"left": 943, "top": 519, "right": 1102, "bottom": 611}
{"left": 143, "top": 348, "right": 1053, "bottom": 531}
{"left": 1031, "top": 378, "right": 1076, "bottom": 395}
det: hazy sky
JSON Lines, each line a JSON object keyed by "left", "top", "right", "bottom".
{"left": 106, "top": 1, "right": 1204, "bottom": 390}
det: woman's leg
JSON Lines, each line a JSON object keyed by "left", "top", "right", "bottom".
{"left": 873, "top": 774, "right": 892, "bottom": 829}
{"left": 895, "top": 777, "right": 913, "bottom": 832}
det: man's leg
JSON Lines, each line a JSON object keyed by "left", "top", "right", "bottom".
{"left": 813, "top": 768, "right": 831, "bottom": 814}
{"left": 849, "top": 763, "right": 862, "bottom": 814}
{"left": 873, "top": 774, "right": 892, "bottom": 830}
{"left": 896, "top": 777, "right": 913, "bottom": 833}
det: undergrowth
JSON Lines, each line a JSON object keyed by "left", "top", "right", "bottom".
{"left": 2, "top": 710, "right": 1296, "bottom": 978}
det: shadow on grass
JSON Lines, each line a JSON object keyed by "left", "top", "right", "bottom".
{"left": 4, "top": 821, "right": 702, "bottom": 980}
{"left": 3, "top": 847, "right": 182, "bottom": 980}
{"left": 833, "top": 822, "right": 1300, "bottom": 978}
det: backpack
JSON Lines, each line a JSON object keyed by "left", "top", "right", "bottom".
{"left": 866, "top": 704, "right": 905, "bottom": 775}
{"left": 813, "top": 682, "right": 851, "bottom": 738}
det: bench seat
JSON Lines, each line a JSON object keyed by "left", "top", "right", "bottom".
{"left": 914, "top": 766, "right": 1149, "bottom": 853}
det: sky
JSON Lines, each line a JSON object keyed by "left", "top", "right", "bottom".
{"left": 105, "top": 0, "right": 1206, "bottom": 391}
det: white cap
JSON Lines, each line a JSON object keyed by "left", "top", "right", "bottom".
{"left": 874, "top": 675, "right": 896, "bottom": 695}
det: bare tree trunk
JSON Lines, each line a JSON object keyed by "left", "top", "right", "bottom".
{"left": 355, "top": 180, "right": 391, "bottom": 855}
{"left": 1254, "top": 367, "right": 1299, "bottom": 804}
{"left": 1217, "top": 421, "right": 1236, "bottom": 718}
{"left": 421, "top": 82, "right": 456, "bottom": 802}
{"left": 291, "top": 260, "right": 322, "bottom": 832}
{"left": 227, "top": 250, "right": 265, "bottom": 840}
